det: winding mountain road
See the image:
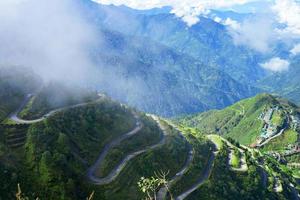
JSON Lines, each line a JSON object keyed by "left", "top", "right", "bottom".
{"left": 175, "top": 145, "right": 218, "bottom": 200}
{"left": 257, "top": 129, "right": 285, "bottom": 148}
{"left": 9, "top": 94, "right": 103, "bottom": 124}
{"left": 157, "top": 141, "right": 194, "bottom": 200}
{"left": 87, "top": 115, "right": 167, "bottom": 185}
{"left": 228, "top": 148, "right": 248, "bottom": 172}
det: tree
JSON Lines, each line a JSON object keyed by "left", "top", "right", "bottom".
{"left": 137, "top": 171, "right": 173, "bottom": 200}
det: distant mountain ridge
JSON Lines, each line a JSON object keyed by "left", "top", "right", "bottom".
{"left": 92, "top": 29, "right": 259, "bottom": 116}
{"left": 71, "top": 0, "right": 262, "bottom": 116}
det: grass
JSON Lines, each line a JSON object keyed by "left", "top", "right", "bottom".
{"left": 290, "top": 167, "right": 300, "bottom": 178}
{"left": 18, "top": 83, "right": 99, "bottom": 120}
{"left": 271, "top": 110, "right": 284, "bottom": 127}
{"left": 170, "top": 133, "right": 213, "bottom": 197}
{"left": 176, "top": 94, "right": 275, "bottom": 146}
{"left": 95, "top": 115, "right": 163, "bottom": 177}
{"left": 262, "top": 129, "right": 298, "bottom": 151}
{"left": 2, "top": 118, "right": 18, "bottom": 125}
{"left": 230, "top": 149, "right": 240, "bottom": 168}
{"left": 95, "top": 122, "right": 190, "bottom": 200}
{"left": 19, "top": 97, "right": 35, "bottom": 118}
{"left": 207, "top": 134, "right": 223, "bottom": 150}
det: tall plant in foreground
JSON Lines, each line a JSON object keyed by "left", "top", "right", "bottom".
{"left": 138, "top": 171, "right": 173, "bottom": 200}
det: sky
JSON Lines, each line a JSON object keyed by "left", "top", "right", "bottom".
{"left": 92, "top": 0, "right": 300, "bottom": 72}
{"left": 0, "top": 0, "right": 98, "bottom": 82}
{"left": 1, "top": 0, "right": 300, "bottom": 74}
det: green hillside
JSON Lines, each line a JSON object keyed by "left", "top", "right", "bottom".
{"left": 0, "top": 66, "right": 41, "bottom": 122}
{"left": 19, "top": 82, "right": 99, "bottom": 120}
{"left": 1, "top": 83, "right": 298, "bottom": 199}
{"left": 0, "top": 69, "right": 298, "bottom": 200}
{"left": 177, "top": 94, "right": 300, "bottom": 146}
{"left": 258, "top": 56, "right": 300, "bottom": 106}
{"left": 176, "top": 94, "right": 300, "bottom": 184}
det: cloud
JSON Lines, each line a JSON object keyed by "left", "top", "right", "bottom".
{"left": 272, "top": 0, "right": 300, "bottom": 36}
{"left": 260, "top": 57, "right": 290, "bottom": 72}
{"left": 0, "top": 0, "right": 151, "bottom": 109}
{"left": 291, "top": 43, "right": 300, "bottom": 55}
{"left": 213, "top": 17, "right": 222, "bottom": 23}
{"left": 225, "top": 16, "right": 276, "bottom": 53}
{"left": 0, "top": 0, "right": 100, "bottom": 83}
{"left": 223, "top": 18, "right": 241, "bottom": 30}
{"left": 91, "top": 0, "right": 258, "bottom": 26}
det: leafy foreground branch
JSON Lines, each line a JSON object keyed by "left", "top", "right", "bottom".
{"left": 138, "top": 171, "right": 173, "bottom": 200}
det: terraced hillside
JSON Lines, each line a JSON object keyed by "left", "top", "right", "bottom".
{"left": 177, "top": 94, "right": 299, "bottom": 145}
{"left": 18, "top": 82, "right": 99, "bottom": 120}
{"left": 1, "top": 89, "right": 299, "bottom": 199}
{"left": 177, "top": 94, "right": 300, "bottom": 188}
{"left": 0, "top": 66, "right": 41, "bottom": 122}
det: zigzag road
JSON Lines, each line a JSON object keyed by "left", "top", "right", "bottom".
{"left": 175, "top": 144, "right": 218, "bottom": 200}
{"left": 157, "top": 139, "right": 194, "bottom": 200}
{"left": 9, "top": 93, "right": 103, "bottom": 124}
{"left": 87, "top": 115, "right": 167, "bottom": 185}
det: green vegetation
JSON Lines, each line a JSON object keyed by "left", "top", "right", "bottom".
{"left": 95, "top": 115, "right": 163, "bottom": 177}
{"left": 170, "top": 133, "right": 214, "bottom": 197}
{"left": 271, "top": 110, "right": 284, "bottom": 127}
{"left": 230, "top": 149, "right": 241, "bottom": 168}
{"left": 262, "top": 129, "right": 298, "bottom": 151}
{"left": 207, "top": 135, "right": 223, "bottom": 150}
{"left": 187, "top": 146, "right": 293, "bottom": 200}
{"left": 0, "top": 99, "right": 137, "bottom": 199}
{"left": 0, "top": 95, "right": 192, "bottom": 199}
{"left": 0, "top": 72, "right": 299, "bottom": 200}
{"left": 176, "top": 94, "right": 300, "bottom": 149}
{"left": 0, "top": 66, "right": 40, "bottom": 122}
{"left": 137, "top": 171, "right": 171, "bottom": 200}
{"left": 176, "top": 94, "right": 276, "bottom": 145}
{"left": 92, "top": 122, "right": 190, "bottom": 200}
{"left": 19, "top": 82, "right": 98, "bottom": 120}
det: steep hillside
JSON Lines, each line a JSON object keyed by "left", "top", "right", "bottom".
{"left": 92, "top": 29, "right": 258, "bottom": 117}
{"left": 18, "top": 82, "right": 99, "bottom": 120}
{"left": 0, "top": 66, "right": 41, "bottom": 122}
{"left": 47, "top": 0, "right": 259, "bottom": 117}
{"left": 177, "top": 94, "right": 300, "bottom": 182}
{"left": 177, "top": 94, "right": 300, "bottom": 146}
{"left": 84, "top": 2, "right": 266, "bottom": 85}
{"left": 258, "top": 56, "right": 300, "bottom": 105}
{"left": 1, "top": 84, "right": 298, "bottom": 199}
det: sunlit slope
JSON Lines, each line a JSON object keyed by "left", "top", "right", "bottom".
{"left": 177, "top": 94, "right": 300, "bottom": 146}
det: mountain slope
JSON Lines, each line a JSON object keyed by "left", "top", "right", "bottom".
{"left": 92, "top": 29, "right": 258, "bottom": 117}
{"left": 176, "top": 93, "right": 300, "bottom": 188}
{"left": 0, "top": 66, "right": 41, "bottom": 122}
{"left": 0, "top": 81, "right": 298, "bottom": 200}
{"left": 176, "top": 94, "right": 300, "bottom": 146}
{"left": 18, "top": 82, "right": 99, "bottom": 120}
{"left": 85, "top": 2, "right": 266, "bottom": 84}
{"left": 258, "top": 56, "right": 300, "bottom": 105}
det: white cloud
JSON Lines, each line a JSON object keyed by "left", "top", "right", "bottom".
{"left": 91, "top": 0, "right": 258, "bottom": 26}
{"left": 213, "top": 17, "right": 222, "bottom": 23}
{"left": 272, "top": 0, "right": 300, "bottom": 36}
{"left": 226, "top": 16, "right": 276, "bottom": 53}
{"left": 223, "top": 18, "right": 241, "bottom": 30}
{"left": 291, "top": 43, "right": 300, "bottom": 55}
{"left": 260, "top": 57, "right": 290, "bottom": 72}
{"left": 0, "top": 0, "right": 98, "bottom": 82}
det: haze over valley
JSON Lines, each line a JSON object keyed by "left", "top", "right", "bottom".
{"left": 1, "top": 0, "right": 300, "bottom": 199}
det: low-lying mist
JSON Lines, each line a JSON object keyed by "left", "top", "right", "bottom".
{"left": 0, "top": 0, "right": 98, "bottom": 83}
{"left": 0, "top": 0, "right": 146, "bottom": 104}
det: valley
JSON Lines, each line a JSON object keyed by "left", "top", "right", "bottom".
{"left": 1, "top": 0, "right": 300, "bottom": 199}
{"left": 1, "top": 79, "right": 298, "bottom": 199}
